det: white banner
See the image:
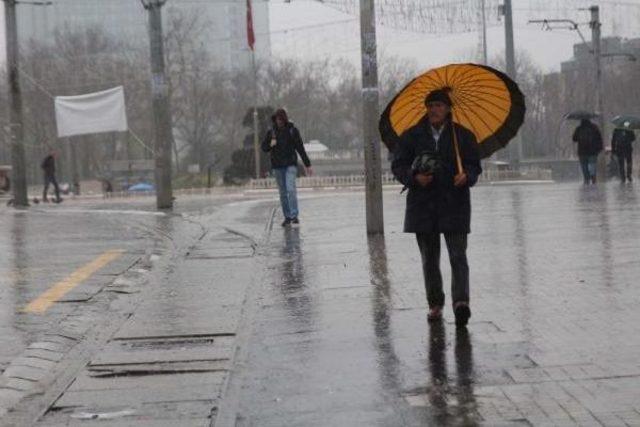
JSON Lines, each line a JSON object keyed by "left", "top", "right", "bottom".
{"left": 55, "top": 86, "right": 128, "bottom": 138}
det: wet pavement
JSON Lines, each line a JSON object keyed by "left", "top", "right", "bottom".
{"left": 228, "top": 183, "right": 640, "bottom": 426}
{"left": 0, "top": 183, "right": 639, "bottom": 426}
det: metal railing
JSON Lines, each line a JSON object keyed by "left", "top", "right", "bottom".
{"left": 246, "top": 168, "right": 553, "bottom": 190}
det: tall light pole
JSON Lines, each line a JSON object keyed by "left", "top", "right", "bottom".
{"left": 503, "top": 0, "right": 516, "bottom": 79}
{"left": 359, "top": 0, "right": 384, "bottom": 235}
{"left": 142, "top": 0, "right": 174, "bottom": 209}
{"left": 589, "top": 5, "right": 606, "bottom": 182}
{"left": 501, "top": 0, "right": 522, "bottom": 163}
{"left": 3, "top": 0, "right": 29, "bottom": 207}
{"left": 480, "top": 0, "right": 488, "bottom": 65}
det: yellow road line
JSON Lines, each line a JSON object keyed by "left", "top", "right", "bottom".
{"left": 23, "top": 249, "right": 125, "bottom": 314}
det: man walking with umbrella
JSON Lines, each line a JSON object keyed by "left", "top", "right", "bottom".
{"left": 391, "top": 89, "right": 482, "bottom": 328}
{"left": 611, "top": 126, "right": 635, "bottom": 183}
{"left": 572, "top": 119, "right": 603, "bottom": 185}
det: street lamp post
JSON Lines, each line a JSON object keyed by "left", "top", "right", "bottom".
{"left": 141, "top": 0, "right": 174, "bottom": 209}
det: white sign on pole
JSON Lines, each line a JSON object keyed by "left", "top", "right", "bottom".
{"left": 54, "top": 86, "right": 128, "bottom": 138}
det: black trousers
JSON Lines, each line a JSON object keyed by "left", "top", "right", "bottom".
{"left": 43, "top": 175, "right": 60, "bottom": 201}
{"left": 617, "top": 151, "right": 633, "bottom": 181}
{"left": 416, "top": 233, "right": 469, "bottom": 308}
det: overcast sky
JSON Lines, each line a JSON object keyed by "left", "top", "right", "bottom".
{"left": 1, "top": 0, "right": 640, "bottom": 74}
{"left": 268, "top": 0, "right": 640, "bottom": 73}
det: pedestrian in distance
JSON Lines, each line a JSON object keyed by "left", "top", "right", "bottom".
{"left": 572, "top": 119, "right": 603, "bottom": 185}
{"left": 261, "top": 109, "right": 313, "bottom": 228}
{"left": 611, "top": 128, "right": 635, "bottom": 183}
{"left": 391, "top": 89, "right": 482, "bottom": 328}
{"left": 41, "top": 151, "right": 62, "bottom": 203}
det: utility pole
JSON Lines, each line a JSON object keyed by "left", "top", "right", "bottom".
{"left": 481, "top": 0, "right": 488, "bottom": 65}
{"left": 3, "top": 0, "right": 29, "bottom": 207}
{"left": 142, "top": 0, "right": 173, "bottom": 209}
{"left": 504, "top": 0, "right": 516, "bottom": 79}
{"left": 590, "top": 5, "right": 606, "bottom": 182}
{"left": 359, "top": 0, "right": 384, "bottom": 235}
{"left": 251, "top": 52, "right": 260, "bottom": 179}
{"left": 501, "top": 0, "right": 522, "bottom": 164}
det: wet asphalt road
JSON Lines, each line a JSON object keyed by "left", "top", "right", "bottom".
{"left": 0, "top": 193, "right": 264, "bottom": 372}
{"left": 1, "top": 182, "right": 640, "bottom": 426}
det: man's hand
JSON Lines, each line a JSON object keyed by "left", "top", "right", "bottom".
{"left": 305, "top": 166, "right": 314, "bottom": 177}
{"left": 454, "top": 173, "right": 468, "bottom": 187}
{"left": 415, "top": 173, "right": 434, "bottom": 187}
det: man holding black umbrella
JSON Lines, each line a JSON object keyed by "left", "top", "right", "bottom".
{"left": 572, "top": 119, "right": 603, "bottom": 185}
{"left": 391, "top": 90, "right": 482, "bottom": 328}
{"left": 612, "top": 128, "right": 635, "bottom": 183}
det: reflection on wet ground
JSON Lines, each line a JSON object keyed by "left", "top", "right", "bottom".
{"left": 236, "top": 183, "right": 640, "bottom": 426}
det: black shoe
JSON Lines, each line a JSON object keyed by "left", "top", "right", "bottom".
{"left": 281, "top": 218, "right": 292, "bottom": 227}
{"left": 454, "top": 304, "right": 471, "bottom": 328}
{"left": 628, "top": 176, "right": 633, "bottom": 183}
{"left": 291, "top": 217, "right": 300, "bottom": 226}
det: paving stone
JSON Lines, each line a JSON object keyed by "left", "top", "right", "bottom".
{"left": 0, "top": 388, "right": 24, "bottom": 408}
{"left": 3, "top": 365, "right": 48, "bottom": 382}
{"left": 54, "top": 383, "right": 221, "bottom": 408}
{"left": 12, "top": 356, "right": 57, "bottom": 371}
{"left": 3, "top": 377, "right": 37, "bottom": 391}
{"left": 23, "top": 349, "right": 65, "bottom": 362}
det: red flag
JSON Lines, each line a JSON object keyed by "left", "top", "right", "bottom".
{"left": 247, "top": 0, "right": 256, "bottom": 51}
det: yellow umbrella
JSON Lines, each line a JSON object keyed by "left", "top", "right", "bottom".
{"left": 379, "top": 63, "right": 526, "bottom": 168}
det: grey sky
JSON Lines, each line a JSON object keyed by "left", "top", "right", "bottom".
{"left": 269, "top": 0, "right": 640, "bottom": 72}
{"left": 1, "top": 0, "right": 640, "bottom": 73}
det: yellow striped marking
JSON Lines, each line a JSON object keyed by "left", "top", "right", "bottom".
{"left": 23, "top": 249, "right": 125, "bottom": 314}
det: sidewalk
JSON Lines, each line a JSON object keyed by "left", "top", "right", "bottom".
{"left": 227, "top": 183, "right": 640, "bottom": 426}
{"left": 6, "top": 182, "right": 640, "bottom": 426}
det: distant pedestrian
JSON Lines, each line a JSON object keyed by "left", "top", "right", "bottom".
{"left": 611, "top": 128, "right": 635, "bottom": 183}
{"left": 572, "top": 119, "right": 603, "bottom": 185}
{"left": 391, "top": 89, "right": 482, "bottom": 328}
{"left": 261, "top": 109, "right": 312, "bottom": 227}
{"left": 41, "top": 151, "right": 62, "bottom": 203}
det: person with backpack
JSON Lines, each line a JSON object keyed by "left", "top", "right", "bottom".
{"left": 572, "top": 119, "right": 603, "bottom": 185}
{"left": 261, "top": 109, "right": 312, "bottom": 227}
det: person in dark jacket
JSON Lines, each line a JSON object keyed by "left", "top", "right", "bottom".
{"left": 261, "top": 109, "right": 312, "bottom": 227}
{"left": 611, "top": 128, "right": 635, "bottom": 183}
{"left": 391, "top": 89, "right": 482, "bottom": 328}
{"left": 572, "top": 119, "right": 603, "bottom": 185}
{"left": 41, "top": 151, "right": 62, "bottom": 203}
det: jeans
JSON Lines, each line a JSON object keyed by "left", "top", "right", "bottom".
{"left": 43, "top": 175, "right": 60, "bottom": 201}
{"left": 579, "top": 155, "right": 598, "bottom": 183}
{"left": 416, "top": 233, "right": 469, "bottom": 308}
{"left": 617, "top": 151, "right": 633, "bottom": 181}
{"left": 273, "top": 165, "right": 299, "bottom": 219}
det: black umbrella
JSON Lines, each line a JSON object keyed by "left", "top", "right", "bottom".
{"left": 564, "top": 110, "right": 598, "bottom": 121}
{"left": 611, "top": 115, "right": 640, "bottom": 130}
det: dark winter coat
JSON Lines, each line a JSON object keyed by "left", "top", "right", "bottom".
{"left": 572, "top": 121, "right": 603, "bottom": 157}
{"left": 611, "top": 129, "right": 635, "bottom": 155}
{"left": 41, "top": 155, "right": 56, "bottom": 177}
{"left": 261, "top": 122, "right": 311, "bottom": 169}
{"left": 392, "top": 119, "right": 482, "bottom": 234}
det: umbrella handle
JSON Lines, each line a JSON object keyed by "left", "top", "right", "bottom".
{"left": 451, "top": 123, "right": 464, "bottom": 175}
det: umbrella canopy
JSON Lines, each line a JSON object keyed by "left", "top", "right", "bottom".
{"left": 564, "top": 110, "right": 598, "bottom": 121}
{"left": 379, "top": 63, "right": 525, "bottom": 159}
{"left": 305, "top": 140, "right": 329, "bottom": 153}
{"left": 611, "top": 115, "right": 640, "bottom": 130}
{"left": 128, "top": 182, "right": 155, "bottom": 192}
